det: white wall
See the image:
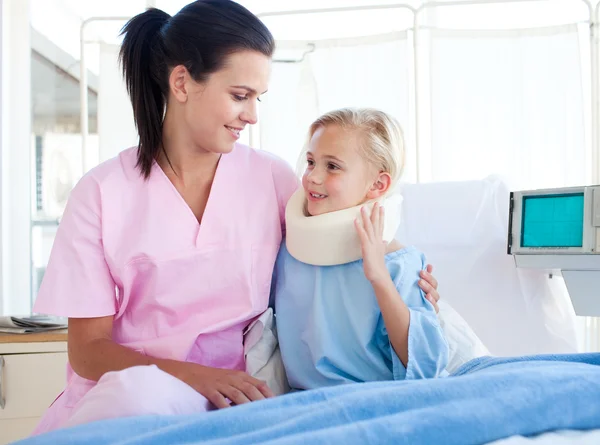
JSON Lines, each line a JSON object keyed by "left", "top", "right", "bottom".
{"left": 1, "top": 0, "right": 31, "bottom": 315}
{"left": 0, "top": 0, "right": 4, "bottom": 316}
{"left": 98, "top": 43, "right": 138, "bottom": 161}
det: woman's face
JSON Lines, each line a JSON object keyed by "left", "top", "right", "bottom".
{"left": 169, "top": 50, "right": 271, "bottom": 154}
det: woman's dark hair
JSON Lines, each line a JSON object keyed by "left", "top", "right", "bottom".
{"left": 119, "top": 0, "right": 275, "bottom": 178}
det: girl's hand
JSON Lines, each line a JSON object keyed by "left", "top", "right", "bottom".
{"left": 355, "top": 203, "right": 390, "bottom": 284}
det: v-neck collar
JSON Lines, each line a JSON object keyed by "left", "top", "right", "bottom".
{"left": 152, "top": 151, "right": 228, "bottom": 248}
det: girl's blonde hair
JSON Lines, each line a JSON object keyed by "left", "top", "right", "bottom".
{"left": 298, "top": 108, "right": 406, "bottom": 189}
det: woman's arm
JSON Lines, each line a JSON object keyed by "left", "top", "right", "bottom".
{"left": 68, "top": 317, "right": 157, "bottom": 381}
{"left": 68, "top": 317, "right": 274, "bottom": 408}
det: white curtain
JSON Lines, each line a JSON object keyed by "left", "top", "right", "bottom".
{"left": 260, "top": 25, "right": 591, "bottom": 187}
{"left": 427, "top": 24, "right": 590, "bottom": 189}
{"left": 258, "top": 58, "right": 319, "bottom": 170}
{"left": 425, "top": 24, "right": 595, "bottom": 352}
{"left": 259, "top": 33, "right": 413, "bottom": 178}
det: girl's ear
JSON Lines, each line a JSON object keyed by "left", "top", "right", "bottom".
{"left": 366, "top": 172, "right": 392, "bottom": 200}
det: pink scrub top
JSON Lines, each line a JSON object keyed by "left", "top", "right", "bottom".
{"left": 32, "top": 143, "right": 298, "bottom": 433}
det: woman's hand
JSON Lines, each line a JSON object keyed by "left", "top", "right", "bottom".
{"left": 175, "top": 363, "right": 274, "bottom": 409}
{"left": 68, "top": 318, "right": 273, "bottom": 410}
{"left": 419, "top": 265, "right": 440, "bottom": 313}
{"left": 355, "top": 203, "right": 390, "bottom": 284}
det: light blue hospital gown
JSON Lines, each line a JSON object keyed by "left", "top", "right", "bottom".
{"left": 273, "top": 242, "right": 449, "bottom": 391}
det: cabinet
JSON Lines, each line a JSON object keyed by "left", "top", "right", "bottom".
{"left": 0, "top": 332, "right": 68, "bottom": 444}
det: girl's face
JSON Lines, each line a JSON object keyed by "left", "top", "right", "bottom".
{"left": 168, "top": 50, "right": 271, "bottom": 154}
{"left": 301, "top": 124, "right": 390, "bottom": 216}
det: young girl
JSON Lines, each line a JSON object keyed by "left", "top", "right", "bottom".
{"left": 274, "top": 108, "right": 449, "bottom": 390}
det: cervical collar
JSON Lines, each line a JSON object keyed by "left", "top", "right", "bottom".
{"left": 285, "top": 188, "right": 403, "bottom": 266}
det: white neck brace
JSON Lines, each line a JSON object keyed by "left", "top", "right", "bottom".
{"left": 285, "top": 189, "right": 403, "bottom": 266}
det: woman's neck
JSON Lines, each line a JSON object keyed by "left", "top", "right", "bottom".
{"left": 159, "top": 113, "right": 221, "bottom": 183}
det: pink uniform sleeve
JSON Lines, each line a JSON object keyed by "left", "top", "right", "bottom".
{"left": 270, "top": 156, "right": 300, "bottom": 234}
{"left": 33, "top": 173, "right": 117, "bottom": 318}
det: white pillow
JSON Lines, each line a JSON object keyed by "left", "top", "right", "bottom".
{"left": 244, "top": 308, "right": 290, "bottom": 396}
{"left": 437, "top": 300, "right": 490, "bottom": 374}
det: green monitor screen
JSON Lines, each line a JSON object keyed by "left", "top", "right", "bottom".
{"left": 521, "top": 193, "right": 584, "bottom": 248}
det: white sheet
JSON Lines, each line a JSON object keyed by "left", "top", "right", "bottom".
{"left": 489, "top": 429, "right": 600, "bottom": 444}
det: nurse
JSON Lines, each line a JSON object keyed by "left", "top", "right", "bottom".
{"left": 31, "top": 0, "right": 441, "bottom": 434}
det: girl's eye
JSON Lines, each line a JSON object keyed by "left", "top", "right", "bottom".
{"left": 328, "top": 163, "right": 340, "bottom": 170}
{"left": 233, "top": 94, "right": 247, "bottom": 101}
{"left": 307, "top": 159, "right": 315, "bottom": 166}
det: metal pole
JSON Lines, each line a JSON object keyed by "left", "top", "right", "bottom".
{"left": 79, "top": 24, "right": 88, "bottom": 175}
{"left": 257, "top": 4, "right": 416, "bottom": 19}
{"left": 594, "top": 2, "right": 600, "bottom": 184}
{"left": 413, "top": 11, "right": 421, "bottom": 183}
{"left": 79, "top": 16, "right": 130, "bottom": 175}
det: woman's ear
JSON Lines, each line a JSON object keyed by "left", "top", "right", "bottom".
{"left": 169, "top": 65, "right": 190, "bottom": 103}
{"left": 366, "top": 172, "right": 392, "bottom": 200}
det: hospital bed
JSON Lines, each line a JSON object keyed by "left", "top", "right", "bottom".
{"left": 395, "top": 176, "right": 600, "bottom": 444}
{"left": 13, "top": 177, "right": 600, "bottom": 445}
{"left": 396, "top": 176, "right": 580, "bottom": 357}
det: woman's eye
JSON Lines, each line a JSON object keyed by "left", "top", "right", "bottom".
{"left": 307, "top": 159, "right": 315, "bottom": 167}
{"left": 328, "top": 163, "right": 339, "bottom": 170}
{"left": 233, "top": 94, "right": 247, "bottom": 101}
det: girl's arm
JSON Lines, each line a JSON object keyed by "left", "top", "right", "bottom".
{"left": 356, "top": 204, "right": 410, "bottom": 365}
{"left": 356, "top": 203, "right": 448, "bottom": 378}
{"left": 369, "top": 278, "right": 410, "bottom": 366}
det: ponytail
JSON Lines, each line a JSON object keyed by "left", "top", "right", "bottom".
{"left": 119, "top": 8, "right": 170, "bottom": 179}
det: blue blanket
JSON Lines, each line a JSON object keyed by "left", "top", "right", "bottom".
{"left": 16, "top": 354, "right": 600, "bottom": 445}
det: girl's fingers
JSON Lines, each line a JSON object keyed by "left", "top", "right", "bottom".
{"left": 370, "top": 203, "right": 381, "bottom": 238}
{"left": 355, "top": 218, "right": 368, "bottom": 244}
{"left": 361, "top": 206, "right": 375, "bottom": 239}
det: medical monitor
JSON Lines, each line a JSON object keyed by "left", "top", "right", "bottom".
{"left": 508, "top": 185, "right": 600, "bottom": 255}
